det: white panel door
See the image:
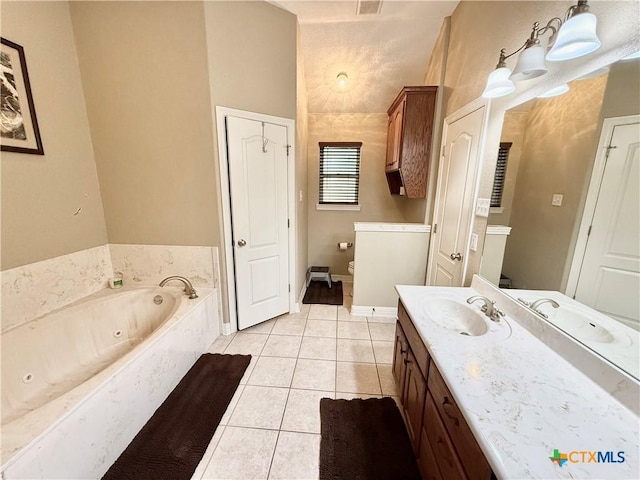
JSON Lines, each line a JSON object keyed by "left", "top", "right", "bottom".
{"left": 227, "top": 116, "right": 289, "bottom": 330}
{"left": 429, "top": 106, "right": 485, "bottom": 286}
{"left": 575, "top": 122, "right": 640, "bottom": 330}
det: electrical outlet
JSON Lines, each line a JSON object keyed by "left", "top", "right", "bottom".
{"left": 470, "top": 233, "right": 478, "bottom": 252}
{"left": 552, "top": 194, "right": 563, "bottom": 207}
{"left": 476, "top": 198, "right": 490, "bottom": 217}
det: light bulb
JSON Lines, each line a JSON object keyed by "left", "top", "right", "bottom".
{"left": 336, "top": 72, "right": 349, "bottom": 89}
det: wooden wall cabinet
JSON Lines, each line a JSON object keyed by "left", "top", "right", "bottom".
{"left": 394, "top": 301, "right": 494, "bottom": 480}
{"left": 385, "top": 86, "right": 437, "bottom": 198}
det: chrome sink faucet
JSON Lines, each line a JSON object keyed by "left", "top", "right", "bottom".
{"left": 466, "top": 295, "right": 504, "bottom": 322}
{"left": 159, "top": 276, "right": 198, "bottom": 299}
{"left": 529, "top": 298, "right": 560, "bottom": 318}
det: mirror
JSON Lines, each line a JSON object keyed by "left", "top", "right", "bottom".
{"left": 480, "top": 56, "right": 640, "bottom": 380}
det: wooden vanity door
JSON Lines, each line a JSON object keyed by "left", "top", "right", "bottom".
{"left": 402, "top": 348, "right": 427, "bottom": 451}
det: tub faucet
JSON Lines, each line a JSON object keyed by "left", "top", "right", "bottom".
{"left": 159, "top": 276, "right": 198, "bottom": 299}
{"left": 529, "top": 298, "right": 559, "bottom": 318}
{"left": 466, "top": 295, "right": 504, "bottom": 322}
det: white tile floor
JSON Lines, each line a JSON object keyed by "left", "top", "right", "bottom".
{"left": 192, "top": 283, "right": 399, "bottom": 480}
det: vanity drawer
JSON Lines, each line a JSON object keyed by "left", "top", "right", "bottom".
{"left": 398, "top": 301, "right": 429, "bottom": 377}
{"left": 428, "top": 365, "right": 492, "bottom": 480}
{"left": 423, "top": 393, "right": 466, "bottom": 480}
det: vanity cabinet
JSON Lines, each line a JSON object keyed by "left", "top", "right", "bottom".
{"left": 384, "top": 86, "right": 437, "bottom": 198}
{"left": 393, "top": 301, "right": 493, "bottom": 480}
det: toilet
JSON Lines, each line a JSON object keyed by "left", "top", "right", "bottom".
{"left": 348, "top": 260, "right": 355, "bottom": 276}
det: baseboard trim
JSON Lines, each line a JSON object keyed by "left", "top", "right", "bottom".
{"left": 351, "top": 305, "right": 398, "bottom": 318}
{"left": 331, "top": 274, "right": 353, "bottom": 283}
{"left": 295, "top": 282, "right": 307, "bottom": 313}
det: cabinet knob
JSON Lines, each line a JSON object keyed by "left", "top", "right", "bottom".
{"left": 400, "top": 348, "right": 407, "bottom": 354}
{"left": 403, "top": 358, "right": 411, "bottom": 365}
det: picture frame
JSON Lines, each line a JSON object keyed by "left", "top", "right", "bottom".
{"left": 1, "top": 37, "right": 44, "bottom": 155}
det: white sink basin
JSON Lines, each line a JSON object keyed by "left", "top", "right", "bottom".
{"left": 537, "top": 304, "right": 631, "bottom": 346}
{"left": 422, "top": 298, "right": 489, "bottom": 336}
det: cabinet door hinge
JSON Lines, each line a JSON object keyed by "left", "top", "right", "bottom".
{"left": 433, "top": 224, "right": 437, "bottom": 234}
{"left": 288, "top": 284, "right": 291, "bottom": 293}
{"left": 286, "top": 145, "right": 291, "bottom": 156}
{"left": 288, "top": 219, "right": 290, "bottom": 228}
{"left": 587, "top": 225, "right": 592, "bottom": 236}
{"left": 441, "top": 146, "right": 445, "bottom": 158}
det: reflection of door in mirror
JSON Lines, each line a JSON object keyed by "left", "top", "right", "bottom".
{"left": 483, "top": 59, "right": 640, "bottom": 330}
{"left": 572, "top": 119, "right": 639, "bottom": 330}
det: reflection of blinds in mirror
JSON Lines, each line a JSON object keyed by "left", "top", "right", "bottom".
{"left": 319, "top": 142, "right": 362, "bottom": 204}
{"left": 491, "top": 142, "right": 512, "bottom": 208}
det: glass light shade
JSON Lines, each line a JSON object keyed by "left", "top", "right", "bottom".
{"left": 482, "top": 67, "right": 516, "bottom": 98}
{"left": 546, "top": 12, "right": 601, "bottom": 61}
{"left": 510, "top": 44, "right": 548, "bottom": 81}
{"left": 537, "top": 83, "right": 570, "bottom": 98}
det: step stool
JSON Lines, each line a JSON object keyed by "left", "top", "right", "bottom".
{"left": 306, "top": 266, "right": 332, "bottom": 288}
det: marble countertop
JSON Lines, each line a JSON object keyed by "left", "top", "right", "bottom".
{"left": 395, "top": 284, "right": 639, "bottom": 480}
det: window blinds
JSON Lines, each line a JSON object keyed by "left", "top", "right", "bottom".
{"left": 319, "top": 142, "right": 362, "bottom": 204}
{"left": 491, "top": 142, "right": 512, "bottom": 208}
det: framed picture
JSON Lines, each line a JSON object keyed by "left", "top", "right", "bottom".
{"left": 1, "top": 37, "right": 44, "bottom": 155}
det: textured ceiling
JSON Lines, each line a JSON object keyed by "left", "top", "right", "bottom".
{"left": 272, "top": 0, "right": 459, "bottom": 113}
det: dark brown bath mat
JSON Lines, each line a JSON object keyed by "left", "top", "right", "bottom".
{"left": 320, "top": 397, "right": 421, "bottom": 480}
{"left": 303, "top": 280, "right": 343, "bottom": 305}
{"left": 102, "top": 353, "right": 250, "bottom": 480}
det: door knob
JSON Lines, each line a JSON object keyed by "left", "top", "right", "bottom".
{"left": 237, "top": 239, "right": 247, "bottom": 247}
{"left": 450, "top": 252, "right": 462, "bottom": 261}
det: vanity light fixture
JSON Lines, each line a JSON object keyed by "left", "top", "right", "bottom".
{"left": 546, "top": 0, "right": 601, "bottom": 61}
{"left": 336, "top": 72, "right": 349, "bottom": 89}
{"left": 482, "top": 0, "right": 601, "bottom": 99}
{"left": 481, "top": 50, "right": 517, "bottom": 98}
{"left": 537, "top": 83, "right": 570, "bottom": 98}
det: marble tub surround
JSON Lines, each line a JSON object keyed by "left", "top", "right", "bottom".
{"left": 1, "top": 287, "right": 219, "bottom": 479}
{"left": 109, "top": 244, "right": 218, "bottom": 288}
{"left": 395, "top": 283, "right": 639, "bottom": 479}
{"left": 1, "top": 245, "right": 113, "bottom": 332}
{"left": 472, "top": 277, "right": 639, "bottom": 414}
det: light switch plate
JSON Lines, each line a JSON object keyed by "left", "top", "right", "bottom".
{"left": 470, "top": 233, "right": 478, "bottom": 252}
{"left": 476, "top": 198, "right": 490, "bottom": 217}
{"left": 552, "top": 194, "right": 563, "bottom": 206}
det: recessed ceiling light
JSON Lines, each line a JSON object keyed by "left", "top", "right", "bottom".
{"left": 336, "top": 72, "right": 349, "bottom": 89}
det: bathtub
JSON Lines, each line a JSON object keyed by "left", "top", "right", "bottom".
{"left": 1, "top": 285, "right": 220, "bottom": 479}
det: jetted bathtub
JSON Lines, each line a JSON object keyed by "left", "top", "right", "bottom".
{"left": 1, "top": 285, "right": 220, "bottom": 479}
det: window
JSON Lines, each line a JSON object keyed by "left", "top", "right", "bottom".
{"left": 318, "top": 142, "right": 362, "bottom": 207}
{"left": 490, "top": 142, "right": 512, "bottom": 208}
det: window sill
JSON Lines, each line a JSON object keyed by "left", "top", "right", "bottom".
{"left": 316, "top": 204, "right": 361, "bottom": 212}
{"left": 490, "top": 207, "right": 504, "bottom": 214}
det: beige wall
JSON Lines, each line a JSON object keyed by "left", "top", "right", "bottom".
{"left": 352, "top": 230, "right": 429, "bottom": 308}
{"left": 501, "top": 76, "right": 608, "bottom": 290}
{"left": 68, "top": 1, "right": 296, "bottom": 323}
{"left": 295, "top": 23, "right": 309, "bottom": 299}
{"left": 307, "top": 113, "right": 406, "bottom": 274}
{"left": 204, "top": 1, "right": 297, "bottom": 321}
{"left": 70, "top": 1, "right": 219, "bottom": 247}
{"left": 489, "top": 110, "right": 529, "bottom": 226}
{"left": 1, "top": 1, "right": 107, "bottom": 270}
